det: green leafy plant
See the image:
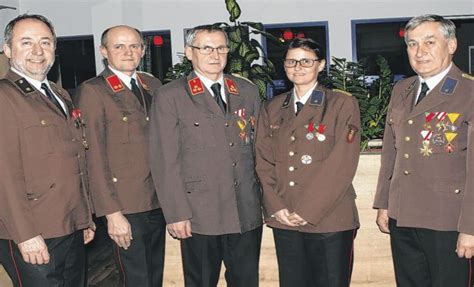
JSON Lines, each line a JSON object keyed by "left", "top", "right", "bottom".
{"left": 322, "top": 56, "right": 393, "bottom": 151}
{"left": 164, "top": 0, "right": 279, "bottom": 100}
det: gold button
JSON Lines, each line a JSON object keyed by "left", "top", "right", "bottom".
{"left": 232, "top": 162, "right": 237, "bottom": 167}
{"left": 41, "top": 120, "right": 46, "bottom": 125}
{"left": 225, "top": 122, "right": 229, "bottom": 127}
{"left": 122, "top": 116, "right": 128, "bottom": 122}
{"left": 146, "top": 116, "right": 150, "bottom": 121}
{"left": 403, "top": 170, "right": 410, "bottom": 175}
{"left": 405, "top": 136, "right": 410, "bottom": 142}
{"left": 112, "top": 177, "right": 118, "bottom": 183}
{"left": 454, "top": 189, "right": 461, "bottom": 194}
{"left": 229, "top": 142, "right": 234, "bottom": 147}
{"left": 289, "top": 181, "right": 295, "bottom": 187}
{"left": 289, "top": 151, "right": 295, "bottom": 156}
{"left": 404, "top": 153, "right": 410, "bottom": 159}
{"left": 389, "top": 118, "right": 393, "bottom": 124}
{"left": 26, "top": 87, "right": 31, "bottom": 92}
{"left": 290, "top": 136, "right": 296, "bottom": 141}
{"left": 289, "top": 166, "right": 295, "bottom": 171}
{"left": 234, "top": 180, "right": 239, "bottom": 186}
{"left": 408, "top": 120, "right": 414, "bottom": 125}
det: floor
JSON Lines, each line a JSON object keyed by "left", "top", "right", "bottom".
{"left": 1, "top": 154, "right": 397, "bottom": 286}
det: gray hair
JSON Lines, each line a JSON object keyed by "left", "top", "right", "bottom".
{"left": 184, "top": 25, "right": 229, "bottom": 47}
{"left": 404, "top": 14, "right": 456, "bottom": 43}
{"left": 4, "top": 14, "right": 56, "bottom": 46}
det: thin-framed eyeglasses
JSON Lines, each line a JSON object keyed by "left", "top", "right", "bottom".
{"left": 284, "top": 58, "right": 321, "bottom": 68}
{"left": 190, "top": 45, "right": 230, "bottom": 55}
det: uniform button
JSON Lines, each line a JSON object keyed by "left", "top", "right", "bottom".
{"left": 289, "top": 151, "right": 295, "bottom": 156}
{"left": 404, "top": 136, "right": 410, "bottom": 142}
{"left": 234, "top": 180, "right": 239, "bottom": 186}
{"left": 408, "top": 119, "right": 414, "bottom": 125}
{"left": 225, "top": 122, "right": 230, "bottom": 127}
{"left": 72, "top": 138, "right": 76, "bottom": 142}
{"left": 122, "top": 116, "right": 128, "bottom": 122}
{"left": 289, "top": 181, "right": 295, "bottom": 187}
{"left": 404, "top": 153, "right": 410, "bottom": 159}
{"left": 290, "top": 136, "right": 296, "bottom": 142}
{"left": 232, "top": 162, "right": 237, "bottom": 167}
{"left": 146, "top": 116, "right": 150, "bottom": 121}
{"left": 77, "top": 153, "right": 81, "bottom": 158}
{"left": 112, "top": 177, "right": 118, "bottom": 183}
{"left": 41, "top": 120, "right": 46, "bottom": 125}
{"left": 403, "top": 170, "right": 410, "bottom": 175}
{"left": 454, "top": 189, "right": 461, "bottom": 194}
{"left": 229, "top": 142, "right": 234, "bottom": 147}
{"left": 79, "top": 172, "right": 83, "bottom": 176}
{"left": 289, "top": 166, "right": 295, "bottom": 171}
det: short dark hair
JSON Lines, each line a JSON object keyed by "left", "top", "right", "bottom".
{"left": 101, "top": 25, "right": 144, "bottom": 47}
{"left": 184, "top": 24, "right": 229, "bottom": 47}
{"left": 285, "top": 38, "right": 326, "bottom": 61}
{"left": 4, "top": 14, "right": 56, "bottom": 46}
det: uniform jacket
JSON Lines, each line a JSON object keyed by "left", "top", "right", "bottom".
{"left": 255, "top": 86, "right": 361, "bottom": 233}
{"left": 74, "top": 68, "right": 162, "bottom": 217}
{"left": 149, "top": 72, "right": 262, "bottom": 235}
{"left": 373, "top": 65, "right": 474, "bottom": 234}
{"left": 0, "top": 70, "right": 93, "bottom": 243}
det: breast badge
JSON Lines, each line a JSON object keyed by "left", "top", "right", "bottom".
{"left": 420, "top": 112, "right": 460, "bottom": 155}
{"left": 301, "top": 155, "right": 312, "bottom": 165}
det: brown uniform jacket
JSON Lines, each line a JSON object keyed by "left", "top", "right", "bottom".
{"left": 149, "top": 72, "right": 262, "bottom": 235}
{"left": 74, "top": 68, "right": 161, "bottom": 217}
{"left": 0, "top": 70, "right": 93, "bottom": 243}
{"left": 373, "top": 65, "right": 474, "bottom": 234}
{"left": 255, "top": 86, "right": 361, "bottom": 233}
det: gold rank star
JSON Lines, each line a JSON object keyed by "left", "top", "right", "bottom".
{"left": 420, "top": 142, "right": 433, "bottom": 156}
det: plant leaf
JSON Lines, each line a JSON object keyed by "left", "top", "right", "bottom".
{"left": 225, "top": 0, "right": 241, "bottom": 22}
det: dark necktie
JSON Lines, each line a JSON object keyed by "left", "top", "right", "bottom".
{"left": 41, "top": 83, "right": 66, "bottom": 117}
{"left": 211, "top": 83, "right": 226, "bottom": 113}
{"left": 415, "top": 82, "right": 430, "bottom": 106}
{"left": 296, "top": 101, "right": 304, "bottom": 116}
{"left": 130, "top": 78, "right": 144, "bottom": 107}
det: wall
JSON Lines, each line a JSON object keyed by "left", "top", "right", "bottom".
{"left": 2, "top": 0, "right": 474, "bottom": 74}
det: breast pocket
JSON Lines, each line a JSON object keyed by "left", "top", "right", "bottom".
{"left": 387, "top": 108, "right": 404, "bottom": 148}
{"left": 179, "top": 114, "right": 217, "bottom": 150}
{"left": 21, "top": 115, "right": 60, "bottom": 156}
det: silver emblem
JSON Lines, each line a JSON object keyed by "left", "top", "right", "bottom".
{"left": 301, "top": 154, "right": 312, "bottom": 165}
{"left": 432, "top": 134, "right": 446, "bottom": 146}
{"left": 306, "top": 132, "right": 314, "bottom": 140}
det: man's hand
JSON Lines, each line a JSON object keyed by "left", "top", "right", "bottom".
{"left": 376, "top": 209, "right": 390, "bottom": 234}
{"left": 106, "top": 211, "right": 132, "bottom": 250}
{"left": 18, "top": 235, "right": 50, "bottom": 265}
{"left": 167, "top": 220, "right": 192, "bottom": 239}
{"left": 288, "top": 212, "right": 308, "bottom": 226}
{"left": 272, "top": 209, "right": 298, "bottom": 227}
{"left": 456, "top": 233, "right": 474, "bottom": 259}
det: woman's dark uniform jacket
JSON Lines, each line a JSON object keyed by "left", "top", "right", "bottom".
{"left": 0, "top": 70, "right": 93, "bottom": 244}
{"left": 255, "top": 85, "right": 361, "bottom": 233}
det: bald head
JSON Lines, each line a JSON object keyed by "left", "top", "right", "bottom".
{"left": 101, "top": 25, "right": 144, "bottom": 47}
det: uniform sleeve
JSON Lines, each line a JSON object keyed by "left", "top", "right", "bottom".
{"left": 295, "top": 96, "right": 361, "bottom": 225}
{"left": 74, "top": 84, "right": 122, "bottom": 216}
{"left": 149, "top": 87, "right": 192, "bottom": 224}
{"left": 0, "top": 94, "right": 40, "bottom": 243}
{"left": 373, "top": 90, "right": 398, "bottom": 209}
{"left": 458, "top": 81, "right": 474, "bottom": 234}
{"left": 255, "top": 102, "right": 287, "bottom": 217}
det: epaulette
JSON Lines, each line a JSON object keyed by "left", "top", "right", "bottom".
{"left": 231, "top": 73, "right": 254, "bottom": 84}
{"left": 188, "top": 77, "right": 204, "bottom": 96}
{"left": 462, "top": 73, "right": 474, "bottom": 81}
{"left": 137, "top": 71, "right": 154, "bottom": 78}
{"left": 333, "top": 88, "right": 352, "bottom": 96}
{"left": 225, "top": 78, "right": 239, "bottom": 95}
{"left": 136, "top": 73, "right": 150, "bottom": 90}
{"left": 105, "top": 74, "right": 125, "bottom": 93}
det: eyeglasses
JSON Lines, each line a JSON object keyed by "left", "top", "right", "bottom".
{"left": 284, "top": 58, "right": 321, "bottom": 68}
{"left": 190, "top": 45, "right": 230, "bottom": 55}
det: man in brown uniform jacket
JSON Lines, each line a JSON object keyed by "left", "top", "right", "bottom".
{"left": 149, "top": 25, "right": 262, "bottom": 286}
{"left": 75, "top": 25, "right": 166, "bottom": 286}
{"left": 0, "top": 14, "right": 94, "bottom": 286}
{"left": 373, "top": 15, "right": 474, "bottom": 286}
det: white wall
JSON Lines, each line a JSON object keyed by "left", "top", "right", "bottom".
{"left": 3, "top": 0, "right": 474, "bottom": 74}
{"left": 0, "top": 0, "right": 20, "bottom": 47}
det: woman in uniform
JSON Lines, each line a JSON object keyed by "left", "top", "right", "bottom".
{"left": 255, "top": 38, "right": 361, "bottom": 287}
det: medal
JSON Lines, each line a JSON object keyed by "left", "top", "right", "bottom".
{"left": 306, "top": 132, "right": 314, "bottom": 140}
{"left": 316, "top": 124, "right": 326, "bottom": 142}
{"left": 306, "top": 122, "right": 315, "bottom": 140}
{"left": 444, "top": 132, "right": 457, "bottom": 154}
{"left": 432, "top": 134, "right": 445, "bottom": 146}
{"left": 317, "top": 133, "right": 326, "bottom": 142}
{"left": 420, "top": 140, "right": 433, "bottom": 156}
{"left": 301, "top": 154, "right": 312, "bottom": 165}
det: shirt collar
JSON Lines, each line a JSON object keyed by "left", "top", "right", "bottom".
{"left": 10, "top": 67, "right": 51, "bottom": 92}
{"left": 418, "top": 63, "right": 452, "bottom": 92}
{"left": 109, "top": 65, "right": 137, "bottom": 89}
{"left": 293, "top": 82, "right": 318, "bottom": 111}
{"left": 195, "top": 70, "right": 224, "bottom": 96}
